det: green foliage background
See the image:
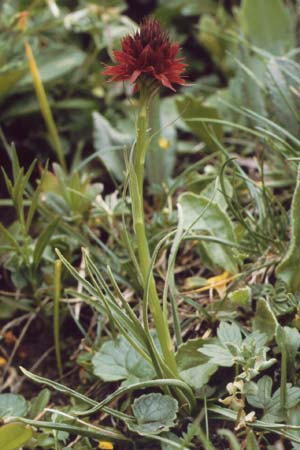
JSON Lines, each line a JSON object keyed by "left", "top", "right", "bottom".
{"left": 2, "top": 1, "right": 300, "bottom": 449}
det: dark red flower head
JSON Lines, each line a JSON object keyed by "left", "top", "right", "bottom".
{"left": 103, "top": 17, "right": 187, "bottom": 92}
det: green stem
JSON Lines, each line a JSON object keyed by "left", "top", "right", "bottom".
{"left": 146, "top": 95, "right": 161, "bottom": 185}
{"left": 131, "top": 89, "right": 178, "bottom": 376}
{"left": 275, "top": 325, "right": 287, "bottom": 419}
{"left": 54, "top": 259, "right": 63, "bottom": 377}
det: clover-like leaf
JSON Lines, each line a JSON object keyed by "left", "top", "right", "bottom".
{"left": 246, "top": 375, "right": 273, "bottom": 409}
{"left": 0, "top": 394, "right": 28, "bottom": 419}
{"left": 199, "top": 322, "right": 275, "bottom": 379}
{"left": 176, "top": 338, "right": 218, "bottom": 389}
{"left": 199, "top": 344, "right": 235, "bottom": 367}
{"left": 264, "top": 384, "right": 300, "bottom": 423}
{"left": 217, "top": 322, "right": 243, "bottom": 347}
{"left": 92, "top": 335, "right": 155, "bottom": 386}
{"left": 127, "top": 393, "right": 178, "bottom": 436}
{"left": 247, "top": 375, "right": 300, "bottom": 423}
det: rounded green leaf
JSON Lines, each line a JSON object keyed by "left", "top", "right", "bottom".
{"left": 128, "top": 393, "right": 178, "bottom": 436}
{"left": 0, "top": 423, "right": 33, "bottom": 450}
{"left": 0, "top": 394, "right": 27, "bottom": 419}
{"left": 92, "top": 336, "right": 155, "bottom": 386}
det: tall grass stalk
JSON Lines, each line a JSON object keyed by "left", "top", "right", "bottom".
{"left": 24, "top": 41, "right": 66, "bottom": 171}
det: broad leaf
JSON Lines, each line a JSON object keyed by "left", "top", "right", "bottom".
{"left": 18, "top": 47, "right": 86, "bottom": 87}
{"left": 283, "top": 327, "right": 300, "bottom": 375}
{"left": 288, "top": 405, "right": 300, "bottom": 449}
{"left": 0, "top": 423, "right": 33, "bottom": 450}
{"left": 200, "top": 177, "right": 233, "bottom": 211}
{"left": 227, "top": 287, "right": 251, "bottom": 309}
{"left": 0, "top": 394, "right": 27, "bottom": 419}
{"left": 146, "top": 96, "right": 177, "bottom": 185}
{"left": 238, "top": 54, "right": 267, "bottom": 118}
{"left": 246, "top": 375, "right": 273, "bottom": 409}
{"left": 266, "top": 58, "right": 299, "bottom": 136}
{"left": 127, "top": 393, "right": 178, "bottom": 435}
{"left": 277, "top": 165, "right": 300, "bottom": 293}
{"left": 240, "top": 0, "right": 294, "bottom": 54}
{"left": 200, "top": 322, "right": 275, "bottom": 378}
{"left": 176, "top": 96, "right": 223, "bottom": 152}
{"left": 0, "top": 64, "right": 26, "bottom": 98}
{"left": 199, "top": 344, "right": 234, "bottom": 367}
{"left": 160, "top": 432, "right": 183, "bottom": 450}
{"left": 176, "top": 338, "right": 217, "bottom": 389}
{"left": 253, "top": 298, "right": 278, "bottom": 341}
{"left": 247, "top": 375, "right": 300, "bottom": 423}
{"left": 92, "top": 335, "right": 155, "bottom": 386}
{"left": 217, "top": 322, "right": 242, "bottom": 347}
{"left": 178, "top": 192, "right": 238, "bottom": 273}
{"left": 93, "top": 112, "right": 131, "bottom": 182}
{"left": 265, "top": 384, "right": 300, "bottom": 423}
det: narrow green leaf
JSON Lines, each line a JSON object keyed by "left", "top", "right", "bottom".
{"left": 26, "top": 162, "right": 48, "bottom": 233}
{"left": 0, "top": 223, "right": 20, "bottom": 251}
{"left": 28, "top": 389, "right": 50, "bottom": 419}
{"left": 10, "top": 145, "right": 20, "bottom": 183}
{"left": 1, "top": 168, "right": 14, "bottom": 198}
{"left": 19, "top": 418, "right": 128, "bottom": 442}
{"left": 246, "top": 430, "right": 260, "bottom": 450}
{"left": 218, "top": 429, "right": 240, "bottom": 450}
{"left": 25, "top": 42, "right": 66, "bottom": 170}
{"left": 33, "top": 217, "right": 59, "bottom": 268}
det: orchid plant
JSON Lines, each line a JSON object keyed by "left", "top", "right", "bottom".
{"left": 22, "top": 14, "right": 193, "bottom": 403}
{"left": 21, "top": 19, "right": 196, "bottom": 431}
{"left": 104, "top": 18, "right": 187, "bottom": 376}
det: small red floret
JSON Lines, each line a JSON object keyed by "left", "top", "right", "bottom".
{"left": 103, "top": 17, "right": 187, "bottom": 92}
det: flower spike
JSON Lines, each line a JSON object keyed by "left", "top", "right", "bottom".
{"left": 103, "top": 17, "right": 187, "bottom": 92}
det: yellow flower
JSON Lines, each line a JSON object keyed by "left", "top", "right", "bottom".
{"left": 158, "top": 137, "right": 170, "bottom": 150}
{"left": 205, "top": 271, "right": 232, "bottom": 297}
{"left": 0, "top": 356, "right": 7, "bottom": 366}
{"left": 98, "top": 441, "right": 113, "bottom": 450}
